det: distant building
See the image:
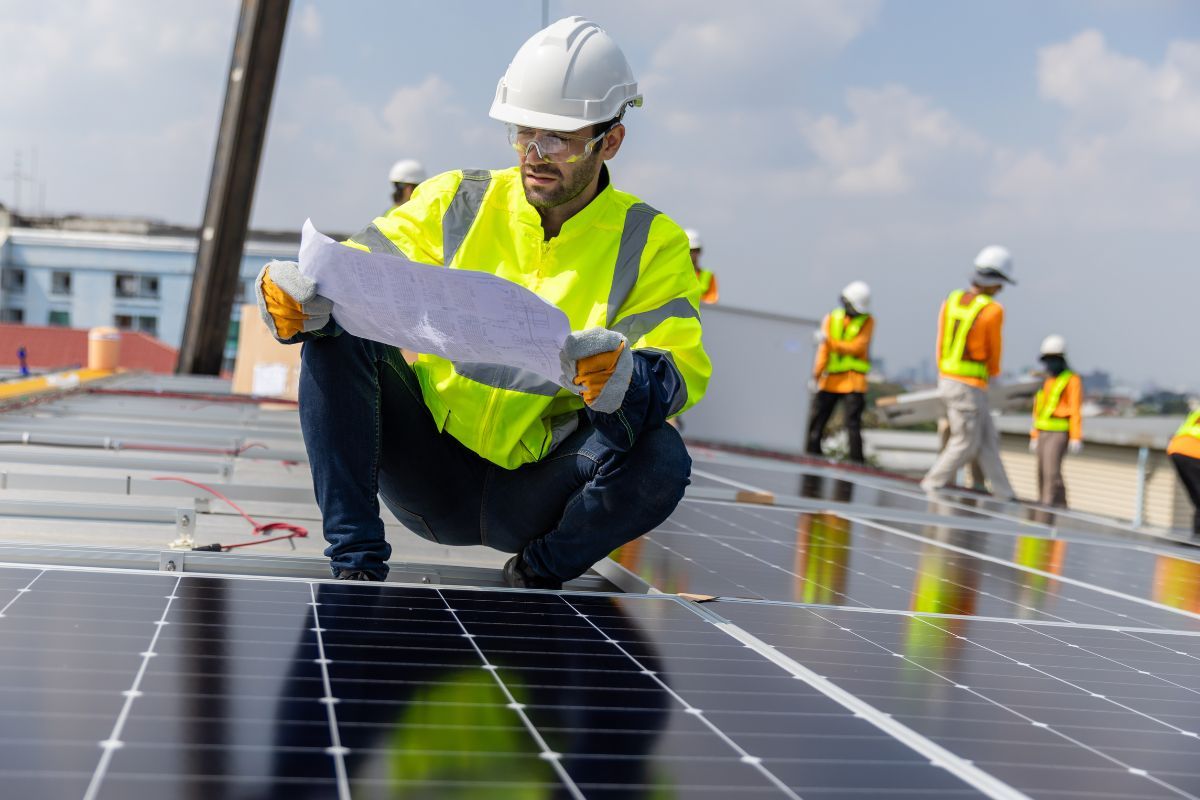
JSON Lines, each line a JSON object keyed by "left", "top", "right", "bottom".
{"left": 0, "top": 208, "right": 303, "bottom": 370}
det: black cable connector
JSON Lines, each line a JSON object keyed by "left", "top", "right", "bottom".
{"left": 191, "top": 543, "right": 224, "bottom": 552}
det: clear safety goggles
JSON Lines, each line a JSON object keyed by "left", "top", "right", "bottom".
{"left": 506, "top": 123, "right": 615, "bottom": 164}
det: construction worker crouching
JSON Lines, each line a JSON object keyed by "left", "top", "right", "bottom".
{"left": 1028, "top": 335, "right": 1083, "bottom": 508}
{"left": 685, "top": 229, "right": 719, "bottom": 304}
{"left": 255, "top": 18, "right": 710, "bottom": 589}
{"left": 387, "top": 158, "right": 426, "bottom": 212}
{"left": 921, "top": 246, "right": 1016, "bottom": 498}
{"left": 1168, "top": 408, "right": 1200, "bottom": 542}
{"left": 807, "top": 281, "right": 873, "bottom": 464}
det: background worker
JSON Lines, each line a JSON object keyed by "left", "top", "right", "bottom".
{"left": 921, "top": 246, "right": 1016, "bottom": 497}
{"left": 806, "top": 281, "right": 872, "bottom": 464}
{"left": 1028, "top": 334, "right": 1083, "bottom": 507}
{"left": 256, "top": 17, "right": 710, "bottom": 589}
{"left": 387, "top": 158, "right": 426, "bottom": 212}
{"left": 685, "top": 229, "right": 719, "bottom": 304}
{"left": 1168, "top": 408, "right": 1200, "bottom": 543}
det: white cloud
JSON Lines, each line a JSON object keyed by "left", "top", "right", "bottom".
{"left": 1038, "top": 29, "right": 1200, "bottom": 152}
{"left": 801, "top": 85, "right": 988, "bottom": 195}
{"left": 987, "top": 31, "right": 1200, "bottom": 231}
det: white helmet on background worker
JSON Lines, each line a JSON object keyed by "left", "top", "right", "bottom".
{"left": 840, "top": 280, "right": 871, "bottom": 315}
{"left": 972, "top": 245, "right": 1016, "bottom": 286}
{"left": 388, "top": 159, "right": 427, "bottom": 186}
{"left": 684, "top": 228, "right": 702, "bottom": 251}
{"left": 489, "top": 16, "right": 643, "bottom": 131}
{"left": 1039, "top": 334, "right": 1067, "bottom": 357}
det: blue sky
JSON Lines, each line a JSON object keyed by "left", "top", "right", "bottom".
{"left": 2, "top": 1, "right": 1198, "bottom": 389}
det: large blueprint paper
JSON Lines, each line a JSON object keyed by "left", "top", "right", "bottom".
{"left": 298, "top": 220, "right": 571, "bottom": 385}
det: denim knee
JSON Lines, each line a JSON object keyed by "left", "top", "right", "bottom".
{"left": 626, "top": 425, "right": 691, "bottom": 516}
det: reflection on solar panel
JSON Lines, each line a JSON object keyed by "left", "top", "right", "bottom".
{"left": 1, "top": 565, "right": 994, "bottom": 799}
{"left": 2, "top": 377, "right": 1199, "bottom": 798}
{"left": 710, "top": 602, "right": 1200, "bottom": 799}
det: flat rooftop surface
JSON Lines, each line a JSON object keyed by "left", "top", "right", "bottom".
{"left": 1, "top": 374, "right": 1198, "bottom": 799}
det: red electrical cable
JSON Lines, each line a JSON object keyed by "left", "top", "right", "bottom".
{"left": 153, "top": 476, "right": 308, "bottom": 552}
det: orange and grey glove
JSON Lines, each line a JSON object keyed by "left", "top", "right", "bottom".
{"left": 254, "top": 260, "right": 333, "bottom": 342}
{"left": 560, "top": 328, "right": 633, "bottom": 414}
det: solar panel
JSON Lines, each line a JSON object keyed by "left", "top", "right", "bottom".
{"left": 708, "top": 601, "right": 1200, "bottom": 799}
{"left": 0, "top": 564, "right": 1001, "bottom": 799}
{"left": 612, "top": 498, "right": 1200, "bottom": 631}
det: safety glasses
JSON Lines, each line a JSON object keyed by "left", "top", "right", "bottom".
{"left": 506, "top": 123, "right": 615, "bottom": 164}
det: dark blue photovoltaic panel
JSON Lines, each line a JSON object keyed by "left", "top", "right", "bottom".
{"left": 0, "top": 566, "right": 987, "bottom": 799}
{"left": 713, "top": 601, "right": 1200, "bottom": 799}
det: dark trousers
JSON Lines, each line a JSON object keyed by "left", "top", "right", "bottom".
{"left": 806, "top": 390, "right": 865, "bottom": 463}
{"left": 298, "top": 332, "right": 692, "bottom": 581}
{"left": 1171, "top": 453, "right": 1200, "bottom": 535}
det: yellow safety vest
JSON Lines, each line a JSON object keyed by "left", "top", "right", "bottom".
{"left": 826, "top": 308, "right": 871, "bottom": 375}
{"left": 939, "top": 289, "right": 992, "bottom": 380}
{"left": 1033, "top": 370, "right": 1074, "bottom": 433}
{"left": 1177, "top": 409, "right": 1200, "bottom": 440}
{"left": 346, "top": 167, "right": 711, "bottom": 469}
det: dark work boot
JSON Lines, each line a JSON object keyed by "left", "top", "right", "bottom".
{"left": 502, "top": 552, "right": 563, "bottom": 590}
{"left": 337, "top": 569, "right": 382, "bottom": 581}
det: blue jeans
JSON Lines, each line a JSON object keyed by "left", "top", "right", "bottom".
{"left": 298, "top": 332, "right": 692, "bottom": 581}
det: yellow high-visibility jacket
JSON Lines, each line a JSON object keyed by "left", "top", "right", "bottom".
{"left": 343, "top": 166, "right": 710, "bottom": 469}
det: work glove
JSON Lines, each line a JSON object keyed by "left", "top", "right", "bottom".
{"left": 255, "top": 260, "right": 333, "bottom": 342}
{"left": 1069, "top": 440, "right": 1083, "bottom": 455}
{"left": 560, "top": 328, "right": 633, "bottom": 414}
{"left": 808, "top": 378, "right": 819, "bottom": 393}
{"left": 1028, "top": 438, "right": 1038, "bottom": 453}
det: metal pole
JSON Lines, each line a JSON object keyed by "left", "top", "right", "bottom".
{"left": 1133, "top": 445, "right": 1149, "bottom": 528}
{"left": 177, "top": 0, "right": 291, "bottom": 375}
{"left": 541, "top": 0, "right": 549, "bottom": 28}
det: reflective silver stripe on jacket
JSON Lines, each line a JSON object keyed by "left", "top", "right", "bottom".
{"left": 611, "top": 297, "right": 699, "bottom": 345}
{"left": 606, "top": 202, "right": 659, "bottom": 322}
{"left": 348, "top": 222, "right": 402, "bottom": 255}
{"left": 452, "top": 362, "right": 560, "bottom": 397}
{"left": 442, "top": 169, "right": 492, "bottom": 265}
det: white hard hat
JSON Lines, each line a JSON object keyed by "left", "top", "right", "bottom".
{"left": 1040, "top": 334, "right": 1067, "bottom": 356}
{"left": 972, "top": 245, "right": 1016, "bottom": 285}
{"left": 388, "top": 159, "right": 426, "bottom": 185}
{"left": 489, "top": 16, "right": 643, "bottom": 131}
{"left": 841, "top": 280, "right": 871, "bottom": 314}
{"left": 684, "top": 228, "right": 702, "bottom": 250}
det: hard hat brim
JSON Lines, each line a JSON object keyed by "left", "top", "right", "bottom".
{"left": 972, "top": 268, "right": 1016, "bottom": 286}
{"left": 489, "top": 99, "right": 635, "bottom": 132}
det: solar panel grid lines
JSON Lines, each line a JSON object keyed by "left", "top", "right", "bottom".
{"left": 0, "top": 564, "right": 1024, "bottom": 799}
{"left": 434, "top": 587, "right": 588, "bottom": 800}
{"left": 718, "top": 504, "right": 1153, "bottom": 626}
{"left": 555, "top": 594, "right": 804, "bottom": 800}
{"left": 82, "top": 573, "right": 181, "bottom": 800}
{"left": 307, "top": 582, "right": 353, "bottom": 800}
{"left": 687, "top": 611, "right": 1034, "bottom": 800}
{"left": 840, "top": 514, "right": 1200, "bottom": 628}
{"left": 683, "top": 502, "right": 1070, "bottom": 622}
{"left": 644, "top": 501, "right": 1172, "bottom": 630}
{"left": 641, "top": 497, "right": 1200, "bottom": 631}
{"left": 714, "top": 602, "right": 1200, "bottom": 800}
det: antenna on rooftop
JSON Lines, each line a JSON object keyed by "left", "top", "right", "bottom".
{"left": 541, "top": 0, "right": 549, "bottom": 28}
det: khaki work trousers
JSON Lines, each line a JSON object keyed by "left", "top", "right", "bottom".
{"left": 922, "top": 378, "right": 1014, "bottom": 498}
{"left": 1036, "top": 430, "right": 1069, "bottom": 508}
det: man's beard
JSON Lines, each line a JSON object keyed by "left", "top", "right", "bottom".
{"left": 522, "top": 154, "right": 598, "bottom": 210}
